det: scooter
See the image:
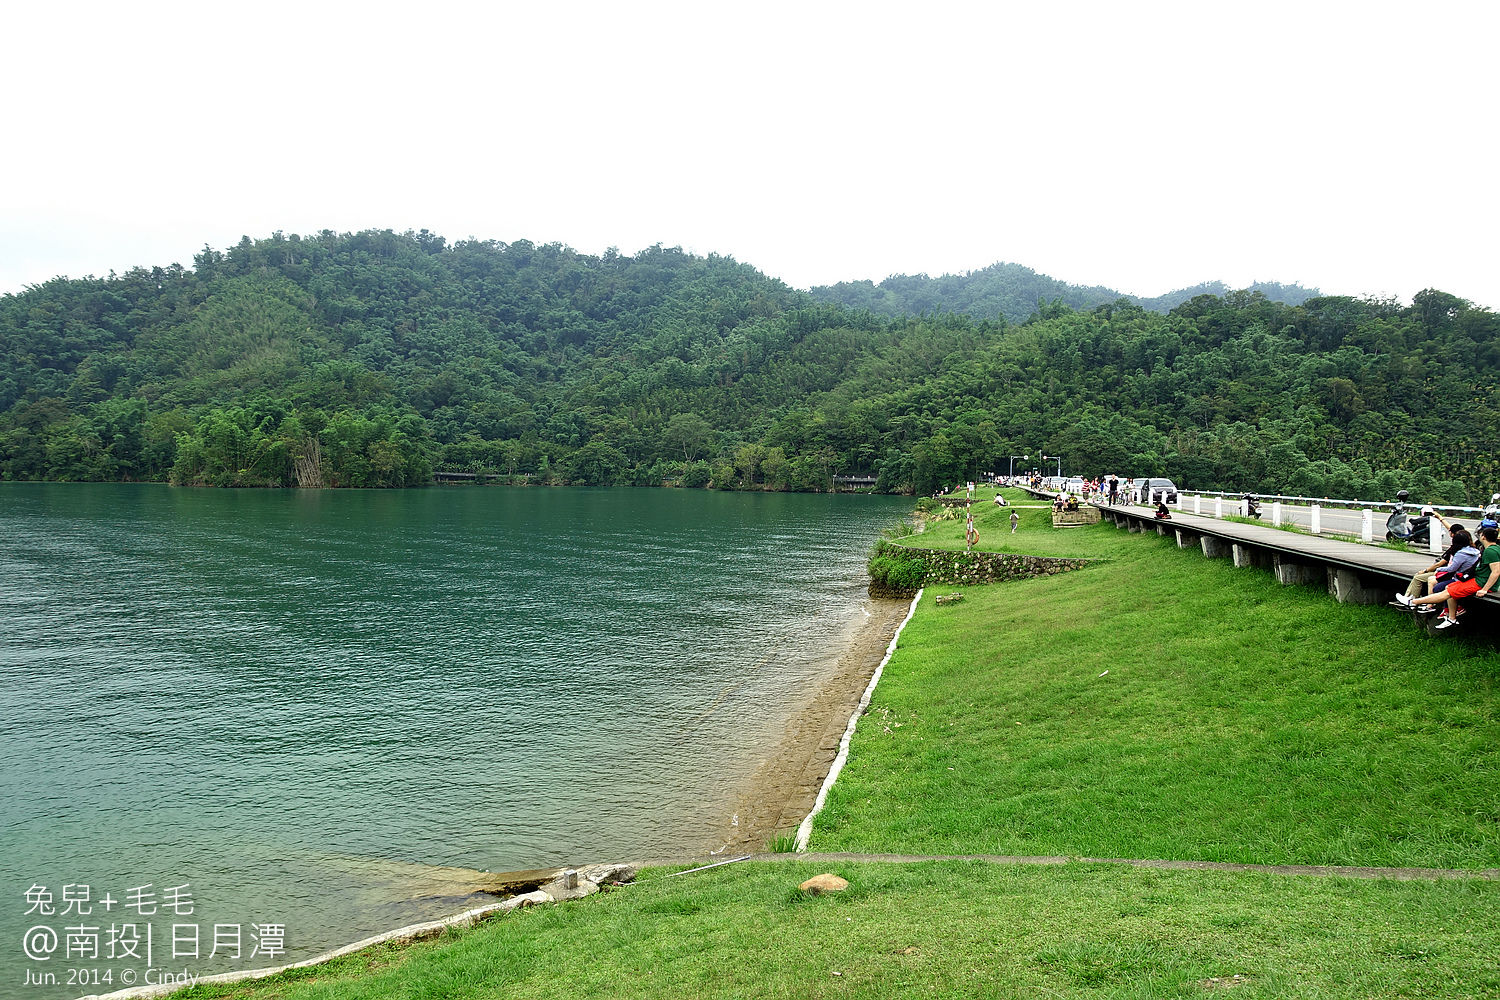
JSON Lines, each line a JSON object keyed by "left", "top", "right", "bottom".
{"left": 1243, "top": 494, "right": 1262, "bottom": 519}
{"left": 1385, "top": 490, "right": 1432, "bottom": 545}
{"left": 1482, "top": 492, "right": 1500, "bottom": 531}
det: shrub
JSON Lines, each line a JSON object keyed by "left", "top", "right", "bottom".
{"left": 868, "top": 540, "right": 927, "bottom": 596}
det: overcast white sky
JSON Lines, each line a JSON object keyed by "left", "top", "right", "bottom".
{"left": 2, "top": 1, "right": 1496, "bottom": 307}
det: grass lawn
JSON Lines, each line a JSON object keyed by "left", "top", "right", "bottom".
{"left": 181, "top": 861, "right": 1500, "bottom": 1000}
{"left": 816, "top": 489, "right": 1500, "bottom": 867}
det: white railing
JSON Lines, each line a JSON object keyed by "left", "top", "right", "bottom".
{"left": 1165, "top": 490, "right": 1493, "bottom": 555}
{"left": 1025, "top": 481, "right": 1487, "bottom": 554}
{"left": 1175, "top": 488, "right": 1489, "bottom": 517}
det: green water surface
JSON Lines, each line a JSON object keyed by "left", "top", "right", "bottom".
{"left": 0, "top": 484, "right": 909, "bottom": 993}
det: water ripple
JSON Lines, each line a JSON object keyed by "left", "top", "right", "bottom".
{"left": 0, "top": 484, "right": 908, "bottom": 993}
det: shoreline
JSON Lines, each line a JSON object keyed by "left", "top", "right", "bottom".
{"left": 708, "top": 593, "right": 912, "bottom": 855}
{"left": 77, "top": 592, "right": 918, "bottom": 1000}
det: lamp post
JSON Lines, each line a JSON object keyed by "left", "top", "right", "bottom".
{"left": 1041, "top": 454, "right": 1062, "bottom": 479}
{"left": 1008, "top": 453, "right": 1029, "bottom": 479}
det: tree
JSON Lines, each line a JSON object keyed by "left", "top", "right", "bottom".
{"left": 664, "top": 412, "right": 713, "bottom": 462}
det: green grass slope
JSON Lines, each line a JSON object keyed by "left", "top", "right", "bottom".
{"left": 815, "top": 490, "right": 1500, "bottom": 867}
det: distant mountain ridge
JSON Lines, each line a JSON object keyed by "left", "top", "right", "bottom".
{"left": 809, "top": 262, "right": 1321, "bottom": 323}
{"left": 7, "top": 229, "right": 1492, "bottom": 500}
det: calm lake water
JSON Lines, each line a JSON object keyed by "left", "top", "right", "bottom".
{"left": 0, "top": 484, "right": 910, "bottom": 994}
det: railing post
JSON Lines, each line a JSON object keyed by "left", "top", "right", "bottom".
{"left": 1430, "top": 522, "right": 1443, "bottom": 555}
{"left": 1361, "top": 509, "right": 1373, "bottom": 544}
{"left": 1311, "top": 504, "right": 1321, "bottom": 534}
{"left": 1194, "top": 495, "right": 1202, "bottom": 515}
{"left": 1272, "top": 501, "right": 1282, "bottom": 526}
{"left": 1215, "top": 497, "right": 1224, "bottom": 518}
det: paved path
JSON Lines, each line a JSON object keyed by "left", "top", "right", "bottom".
{"left": 657, "top": 852, "right": 1500, "bottom": 882}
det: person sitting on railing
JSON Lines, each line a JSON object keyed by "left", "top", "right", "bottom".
{"left": 1396, "top": 525, "right": 1498, "bottom": 627}
{"left": 1391, "top": 518, "right": 1470, "bottom": 608}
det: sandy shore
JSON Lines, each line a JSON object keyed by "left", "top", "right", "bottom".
{"left": 707, "top": 594, "right": 912, "bottom": 855}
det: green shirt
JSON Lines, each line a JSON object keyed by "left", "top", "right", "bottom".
{"left": 1477, "top": 544, "right": 1500, "bottom": 589}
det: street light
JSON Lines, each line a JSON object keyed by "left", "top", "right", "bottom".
{"left": 1008, "top": 453, "right": 1029, "bottom": 478}
{"left": 1040, "top": 454, "right": 1063, "bottom": 478}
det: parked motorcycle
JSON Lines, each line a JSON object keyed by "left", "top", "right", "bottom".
{"left": 1482, "top": 492, "right": 1500, "bottom": 532}
{"left": 1385, "top": 490, "right": 1432, "bottom": 545}
{"left": 1243, "top": 494, "right": 1262, "bottom": 519}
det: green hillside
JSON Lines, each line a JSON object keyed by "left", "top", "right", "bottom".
{"left": 809, "top": 262, "right": 1321, "bottom": 324}
{"left": 1, "top": 230, "right": 1494, "bottom": 500}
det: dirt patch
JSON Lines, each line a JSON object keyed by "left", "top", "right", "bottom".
{"left": 706, "top": 596, "right": 912, "bottom": 854}
{"left": 1199, "top": 975, "right": 1249, "bottom": 990}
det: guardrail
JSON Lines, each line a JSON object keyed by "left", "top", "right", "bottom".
{"left": 1018, "top": 484, "right": 1479, "bottom": 556}
{"left": 1169, "top": 493, "right": 1477, "bottom": 555}
{"left": 1175, "top": 488, "right": 1492, "bottom": 517}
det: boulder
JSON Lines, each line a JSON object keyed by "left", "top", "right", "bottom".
{"left": 577, "top": 862, "right": 638, "bottom": 886}
{"left": 541, "top": 878, "right": 600, "bottom": 903}
{"left": 798, "top": 873, "right": 849, "bottom": 894}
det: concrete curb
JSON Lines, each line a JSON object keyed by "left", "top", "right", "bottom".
{"left": 78, "top": 864, "right": 634, "bottom": 1000}
{"left": 794, "top": 587, "right": 923, "bottom": 851}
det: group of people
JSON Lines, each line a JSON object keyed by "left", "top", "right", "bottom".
{"left": 1392, "top": 510, "right": 1500, "bottom": 629}
{"left": 1094, "top": 475, "right": 1141, "bottom": 506}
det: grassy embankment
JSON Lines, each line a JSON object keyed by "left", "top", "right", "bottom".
{"left": 182, "top": 489, "right": 1500, "bottom": 1000}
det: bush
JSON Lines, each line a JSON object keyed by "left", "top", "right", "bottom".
{"left": 868, "top": 540, "right": 927, "bottom": 596}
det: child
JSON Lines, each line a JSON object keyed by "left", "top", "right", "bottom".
{"left": 1009, "top": 509, "right": 1019, "bottom": 533}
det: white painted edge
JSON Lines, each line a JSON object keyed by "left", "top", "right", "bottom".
{"left": 794, "top": 587, "right": 924, "bottom": 852}
{"left": 78, "top": 889, "right": 555, "bottom": 1000}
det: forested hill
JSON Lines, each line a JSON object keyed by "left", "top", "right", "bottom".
{"left": 809, "top": 262, "right": 1321, "bottom": 323}
{"left": 2, "top": 229, "right": 1495, "bottom": 502}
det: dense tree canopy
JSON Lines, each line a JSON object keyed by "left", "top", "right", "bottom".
{"left": 809, "top": 262, "right": 1321, "bottom": 324}
{"left": 1, "top": 230, "right": 1494, "bottom": 503}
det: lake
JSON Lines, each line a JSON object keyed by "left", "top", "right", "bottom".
{"left": 0, "top": 483, "right": 910, "bottom": 994}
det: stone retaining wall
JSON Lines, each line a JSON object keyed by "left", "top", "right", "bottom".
{"left": 1052, "top": 507, "right": 1102, "bottom": 528}
{"left": 884, "top": 542, "right": 1094, "bottom": 588}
